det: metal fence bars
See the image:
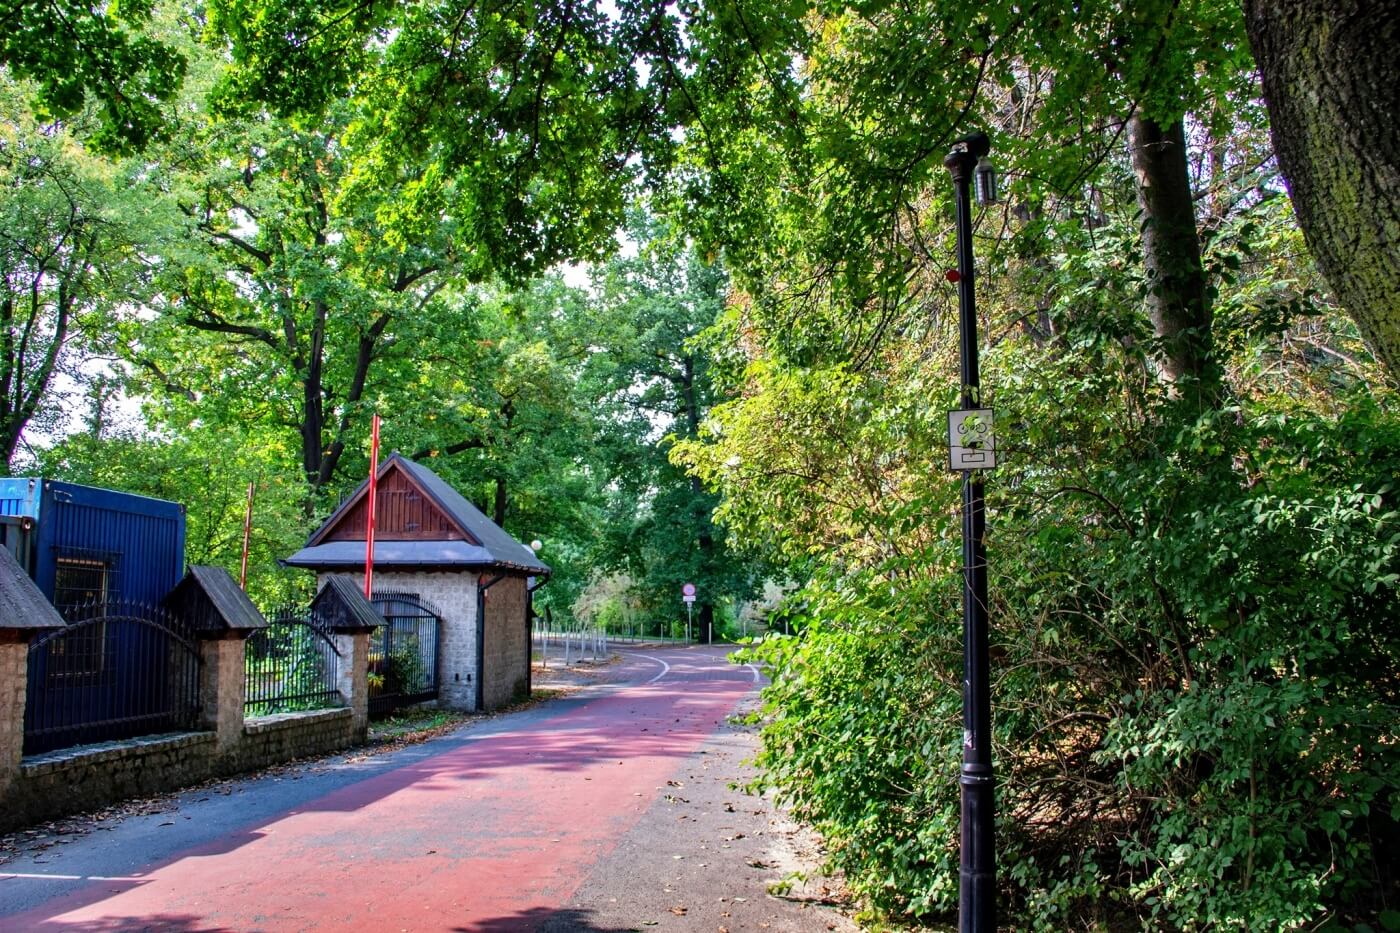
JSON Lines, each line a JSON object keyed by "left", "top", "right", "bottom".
{"left": 23, "top": 600, "right": 202, "bottom": 755}
{"left": 368, "top": 591, "right": 441, "bottom": 716}
{"left": 244, "top": 606, "right": 342, "bottom": 716}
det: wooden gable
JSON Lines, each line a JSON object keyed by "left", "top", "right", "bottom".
{"left": 322, "top": 463, "right": 473, "bottom": 543}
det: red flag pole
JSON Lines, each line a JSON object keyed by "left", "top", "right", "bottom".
{"left": 239, "top": 481, "right": 256, "bottom": 591}
{"left": 364, "top": 414, "right": 382, "bottom": 598}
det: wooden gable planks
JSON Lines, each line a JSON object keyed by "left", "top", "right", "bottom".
{"left": 324, "top": 465, "right": 470, "bottom": 543}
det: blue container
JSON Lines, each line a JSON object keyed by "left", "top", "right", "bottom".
{"left": 0, "top": 477, "right": 186, "bottom": 610}
{"left": 3, "top": 478, "right": 191, "bottom": 753}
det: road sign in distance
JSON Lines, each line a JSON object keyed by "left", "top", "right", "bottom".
{"left": 682, "top": 582, "right": 696, "bottom": 597}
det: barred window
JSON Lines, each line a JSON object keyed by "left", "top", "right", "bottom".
{"left": 54, "top": 557, "right": 109, "bottom": 611}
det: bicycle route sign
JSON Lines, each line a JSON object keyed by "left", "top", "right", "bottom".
{"left": 948, "top": 408, "right": 996, "bottom": 471}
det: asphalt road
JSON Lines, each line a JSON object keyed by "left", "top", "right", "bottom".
{"left": 0, "top": 645, "right": 854, "bottom": 932}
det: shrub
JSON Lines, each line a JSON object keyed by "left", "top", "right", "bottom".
{"left": 737, "top": 378, "right": 1400, "bottom": 929}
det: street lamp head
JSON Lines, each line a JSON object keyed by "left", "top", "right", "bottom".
{"left": 529, "top": 539, "right": 543, "bottom": 552}
{"left": 952, "top": 131, "right": 991, "bottom": 160}
{"left": 943, "top": 131, "right": 992, "bottom": 183}
{"left": 974, "top": 156, "right": 998, "bottom": 206}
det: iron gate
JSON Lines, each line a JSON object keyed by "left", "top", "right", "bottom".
{"left": 368, "top": 591, "right": 442, "bottom": 716}
{"left": 24, "top": 601, "right": 202, "bottom": 754}
{"left": 244, "top": 606, "right": 342, "bottom": 716}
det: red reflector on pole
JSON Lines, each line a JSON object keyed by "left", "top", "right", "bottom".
{"left": 945, "top": 269, "right": 962, "bottom": 283}
{"left": 365, "top": 414, "right": 381, "bottom": 599}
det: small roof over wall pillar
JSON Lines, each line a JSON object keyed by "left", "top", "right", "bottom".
{"left": 0, "top": 546, "right": 63, "bottom": 638}
{"left": 311, "top": 576, "right": 382, "bottom": 633}
{"left": 164, "top": 565, "right": 269, "bottom": 638}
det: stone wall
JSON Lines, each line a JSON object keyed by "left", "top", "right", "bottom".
{"left": 13, "top": 732, "right": 218, "bottom": 828}
{"left": 3, "top": 708, "right": 359, "bottom": 831}
{"left": 0, "top": 623, "right": 370, "bottom": 833}
{"left": 1, "top": 636, "right": 29, "bottom": 800}
{"left": 482, "top": 575, "right": 530, "bottom": 710}
{"left": 235, "top": 708, "right": 355, "bottom": 773}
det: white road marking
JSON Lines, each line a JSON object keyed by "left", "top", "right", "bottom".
{"left": 745, "top": 664, "right": 761, "bottom": 683}
{"left": 632, "top": 653, "right": 671, "bottom": 684}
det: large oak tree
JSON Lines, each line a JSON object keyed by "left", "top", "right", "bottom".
{"left": 1243, "top": 0, "right": 1400, "bottom": 383}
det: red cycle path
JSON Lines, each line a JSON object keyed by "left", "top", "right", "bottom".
{"left": 5, "top": 653, "right": 754, "bottom": 932}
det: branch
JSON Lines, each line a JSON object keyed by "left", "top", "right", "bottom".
{"left": 182, "top": 308, "right": 280, "bottom": 349}
{"left": 393, "top": 264, "right": 441, "bottom": 293}
{"left": 132, "top": 357, "right": 197, "bottom": 402}
{"left": 181, "top": 201, "right": 274, "bottom": 266}
{"left": 411, "top": 436, "right": 486, "bottom": 460}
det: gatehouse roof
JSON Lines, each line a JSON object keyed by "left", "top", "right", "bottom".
{"left": 282, "top": 453, "right": 549, "bottom": 575}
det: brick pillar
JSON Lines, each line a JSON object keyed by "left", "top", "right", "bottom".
{"left": 198, "top": 634, "right": 246, "bottom": 758}
{"left": 0, "top": 632, "right": 29, "bottom": 800}
{"left": 334, "top": 630, "right": 369, "bottom": 743}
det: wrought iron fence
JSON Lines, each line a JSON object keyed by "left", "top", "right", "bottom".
{"left": 24, "top": 600, "right": 202, "bottom": 755}
{"left": 368, "top": 591, "right": 441, "bottom": 716}
{"left": 244, "top": 606, "right": 341, "bottom": 716}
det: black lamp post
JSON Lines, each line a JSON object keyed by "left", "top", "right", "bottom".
{"left": 944, "top": 130, "right": 996, "bottom": 933}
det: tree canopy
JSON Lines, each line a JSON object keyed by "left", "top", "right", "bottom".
{"left": 1, "top": 0, "right": 186, "bottom": 152}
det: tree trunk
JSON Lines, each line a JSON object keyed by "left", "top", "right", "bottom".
{"left": 1243, "top": 0, "right": 1400, "bottom": 384}
{"left": 300, "top": 299, "right": 328, "bottom": 496}
{"left": 1127, "top": 113, "right": 1219, "bottom": 403}
{"left": 494, "top": 475, "right": 508, "bottom": 527}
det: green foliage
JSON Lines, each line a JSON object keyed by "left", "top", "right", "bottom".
{"left": 205, "top": 0, "right": 683, "bottom": 280}
{"left": 381, "top": 648, "right": 426, "bottom": 696}
{"left": 37, "top": 423, "right": 315, "bottom": 607}
{"left": 1084, "top": 399, "right": 1400, "bottom": 927}
{"left": 0, "top": 0, "right": 187, "bottom": 152}
{"left": 579, "top": 209, "right": 763, "bottom": 633}
{"left": 738, "top": 581, "right": 963, "bottom": 918}
{"left": 722, "top": 347, "right": 1399, "bottom": 926}
{"left": 670, "top": 0, "right": 1256, "bottom": 364}
{"left": 124, "top": 97, "right": 463, "bottom": 504}
{"left": 244, "top": 618, "right": 340, "bottom": 715}
{"left": 0, "top": 80, "right": 158, "bottom": 467}
{"left": 667, "top": 4, "right": 1397, "bottom": 921}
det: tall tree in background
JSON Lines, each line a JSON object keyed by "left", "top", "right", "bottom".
{"left": 204, "top": 0, "right": 685, "bottom": 280}
{"left": 585, "top": 212, "right": 757, "bottom": 641}
{"left": 1244, "top": 0, "right": 1400, "bottom": 383}
{"left": 128, "top": 106, "right": 459, "bottom": 508}
{"left": 403, "top": 280, "right": 595, "bottom": 528}
{"left": 389, "top": 275, "right": 602, "bottom": 560}
{"left": 673, "top": 0, "right": 1253, "bottom": 401}
{"left": 388, "top": 278, "right": 605, "bottom": 618}
{"left": 0, "top": 83, "right": 148, "bottom": 469}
